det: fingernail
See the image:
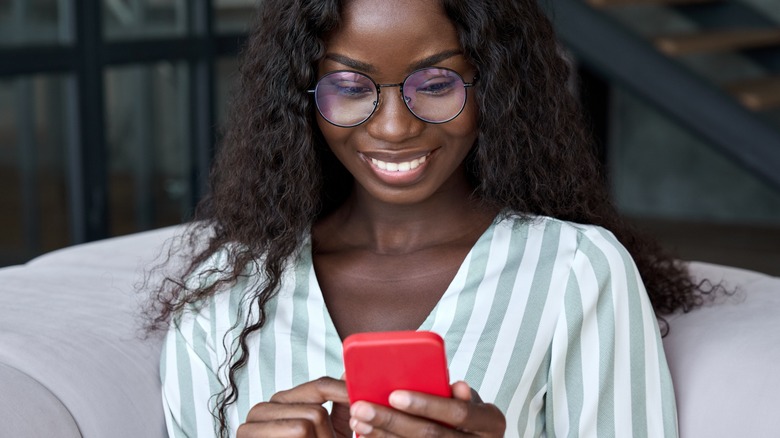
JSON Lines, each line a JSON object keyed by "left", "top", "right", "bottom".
{"left": 350, "top": 402, "right": 375, "bottom": 421}
{"left": 352, "top": 420, "right": 373, "bottom": 435}
{"left": 389, "top": 391, "right": 411, "bottom": 408}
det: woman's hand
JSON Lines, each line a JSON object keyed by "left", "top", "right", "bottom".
{"left": 349, "top": 381, "right": 506, "bottom": 437}
{"left": 237, "top": 377, "right": 353, "bottom": 438}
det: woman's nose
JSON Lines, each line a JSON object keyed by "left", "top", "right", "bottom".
{"left": 364, "top": 87, "right": 425, "bottom": 142}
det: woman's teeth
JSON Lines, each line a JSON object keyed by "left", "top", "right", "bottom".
{"left": 370, "top": 155, "right": 427, "bottom": 172}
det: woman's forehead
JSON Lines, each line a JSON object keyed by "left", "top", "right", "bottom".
{"left": 334, "top": 0, "right": 455, "bottom": 41}
{"left": 324, "top": 0, "right": 461, "bottom": 73}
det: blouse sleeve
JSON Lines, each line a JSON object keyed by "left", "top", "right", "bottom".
{"left": 546, "top": 227, "right": 678, "bottom": 437}
{"left": 160, "top": 307, "right": 223, "bottom": 438}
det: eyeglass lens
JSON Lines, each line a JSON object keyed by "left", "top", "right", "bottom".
{"left": 313, "top": 67, "right": 468, "bottom": 127}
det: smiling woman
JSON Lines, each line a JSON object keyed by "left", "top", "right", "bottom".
{"left": 150, "top": 0, "right": 711, "bottom": 437}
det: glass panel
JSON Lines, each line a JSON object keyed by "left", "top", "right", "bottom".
{"left": 743, "top": 0, "right": 780, "bottom": 23}
{"left": 610, "top": 89, "right": 780, "bottom": 224}
{"left": 0, "top": 0, "right": 72, "bottom": 46}
{"left": 215, "top": 56, "right": 239, "bottom": 130}
{"left": 103, "top": 0, "right": 187, "bottom": 40}
{"left": 0, "top": 75, "right": 72, "bottom": 267}
{"left": 105, "top": 62, "right": 191, "bottom": 237}
{"left": 214, "top": 0, "right": 256, "bottom": 34}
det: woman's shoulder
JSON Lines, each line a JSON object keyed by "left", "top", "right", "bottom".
{"left": 495, "top": 213, "right": 636, "bottom": 277}
{"left": 496, "top": 212, "right": 623, "bottom": 248}
{"left": 495, "top": 214, "right": 645, "bottom": 305}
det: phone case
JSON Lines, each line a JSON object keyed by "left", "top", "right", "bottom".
{"left": 343, "top": 330, "right": 452, "bottom": 407}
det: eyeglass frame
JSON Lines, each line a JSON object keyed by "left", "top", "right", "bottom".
{"left": 307, "top": 66, "right": 479, "bottom": 128}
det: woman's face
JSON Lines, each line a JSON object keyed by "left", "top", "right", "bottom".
{"left": 316, "top": 0, "right": 479, "bottom": 207}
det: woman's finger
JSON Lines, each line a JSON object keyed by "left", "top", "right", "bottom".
{"left": 245, "top": 401, "right": 330, "bottom": 424}
{"left": 270, "top": 376, "right": 350, "bottom": 405}
{"left": 451, "top": 381, "right": 477, "bottom": 402}
{"left": 242, "top": 401, "right": 353, "bottom": 438}
{"left": 349, "top": 401, "right": 458, "bottom": 438}
{"left": 331, "top": 403, "right": 354, "bottom": 438}
{"left": 387, "top": 388, "right": 505, "bottom": 435}
{"left": 240, "top": 377, "right": 351, "bottom": 438}
{"left": 237, "top": 417, "right": 323, "bottom": 438}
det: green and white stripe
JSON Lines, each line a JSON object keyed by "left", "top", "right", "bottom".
{"left": 162, "top": 214, "right": 678, "bottom": 437}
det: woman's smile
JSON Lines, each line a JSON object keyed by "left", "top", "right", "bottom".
{"left": 360, "top": 150, "right": 434, "bottom": 186}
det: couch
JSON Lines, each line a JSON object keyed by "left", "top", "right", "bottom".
{"left": 1, "top": 225, "right": 778, "bottom": 437}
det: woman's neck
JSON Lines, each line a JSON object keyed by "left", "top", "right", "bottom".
{"left": 314, "top": 178, "right": 498, "bottom": 255}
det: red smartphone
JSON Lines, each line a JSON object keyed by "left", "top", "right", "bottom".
{"left": 342, "top": 330, "right": 452, "bottom": 408}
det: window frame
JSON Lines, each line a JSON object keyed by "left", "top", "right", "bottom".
{"left": 0, "top": 0, "right": 246, "bottom": 246}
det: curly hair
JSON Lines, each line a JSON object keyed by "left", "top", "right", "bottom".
{"left": 147, "top": 0, "right": 711, "bottom": 435}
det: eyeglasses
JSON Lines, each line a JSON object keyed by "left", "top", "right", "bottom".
{"left": 308, "top": 67, "right": 477, "bottom": 128}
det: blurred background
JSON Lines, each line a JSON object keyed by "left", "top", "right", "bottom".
{"left": 1, "top": 0, "right": 779, "bottom": 274}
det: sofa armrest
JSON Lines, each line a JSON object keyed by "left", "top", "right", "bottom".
{"left": 0, "top": 363, "right": 81, "bottom": 438}
{"left": 663, "top": 261, "right": 780, "bottom": 438}
{"left": 0, "top": 227, "right": 180, "bottom": 438}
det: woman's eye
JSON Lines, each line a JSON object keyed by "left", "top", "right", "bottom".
{"left": 417, "top": 78, "right": 456, "bottom": 95}
{"left": 336, "top": 83, "right": 373, "bottom": 97}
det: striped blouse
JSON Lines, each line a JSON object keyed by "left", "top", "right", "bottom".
{"left": 161, "top": 214, "right": 678, "bottom": 437}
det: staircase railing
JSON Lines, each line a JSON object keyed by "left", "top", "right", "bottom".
{"left": 540, "top": 0, "right": 780, "bottom": 192}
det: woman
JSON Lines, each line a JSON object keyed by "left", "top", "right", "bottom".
{"left": 153, "top": 0, "right": 706, "bottom": 436}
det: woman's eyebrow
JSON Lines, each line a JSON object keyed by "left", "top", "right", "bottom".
{"left": 324, "top": 54, "right": 376, "bottom": 73}
{"left": 408, "top": 49, "right": 462, "bottom": 71}
{"left": 324, "top": 49, "right": 463, "bottom": 74}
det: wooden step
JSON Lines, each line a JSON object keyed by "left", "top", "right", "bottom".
{"left": 655, "top": 29, "right": 780, "bottom": 56}
{"left": 725, "top": 76, "right": 780, "bottom": 111}
{"left": 587, "top": 0, "right": 719, "bottom": 8}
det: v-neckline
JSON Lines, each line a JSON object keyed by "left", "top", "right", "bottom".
{"left": 303, "top": 213, "right": 501, "bottom": 344}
